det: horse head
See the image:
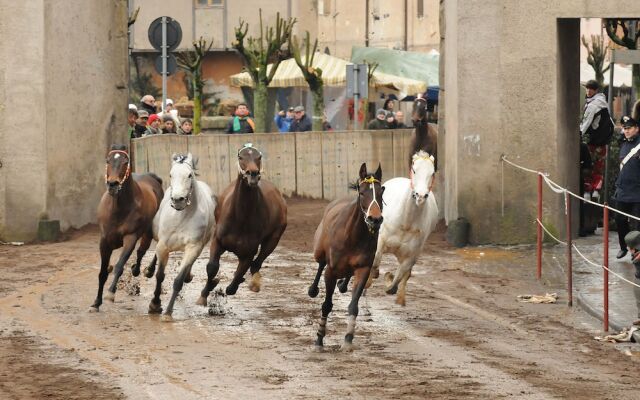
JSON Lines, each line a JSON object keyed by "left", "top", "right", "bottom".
{"left": 410, "top": 150, "right": 435, "bottom": 206}
{"left": 170, "top": 153, "right": 197, "bottom": 210}
{"left": 105, "top": 144, "right": 131, "bottom": 196}
{"left": 356, "top": 163, "right": 384, "bottom": 233}
{"left": 237, "top": 143, "right": 263, "bottom": 187}
{"left": 411, "top": 97, "right": 428, "bottom": 125}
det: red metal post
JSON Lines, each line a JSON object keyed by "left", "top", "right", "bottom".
{"left": 537, "top": 174, "right": 543, "bottom": 280}
{"left": 603, "top": 204, "right": 609, "bottom": 332}
{"left": 566, "top": 192, "right": 572, "bottom": 307}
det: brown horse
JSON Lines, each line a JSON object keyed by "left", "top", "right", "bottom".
{"left": 308, "top": 163, "right": 384, "bottom": 351}
{"left": 197, "top": 143, "right": 287, "bottom": 304}
{"left": 90, "top": 144, "right": 163, "bottom": 312}
{"left": 409, "top": 97, "right": 438, "bottom": 170}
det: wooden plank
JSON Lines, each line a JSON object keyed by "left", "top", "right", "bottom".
{"left": 187, "top": 134, "right": 230, "bottom": 196}
{"left": 346, "top": 131, "right": 373, "bottom": 189}
{"left": 295, "top": 132, "right": 323, "bottom": 198}
{"left": 367, "top": 130, "right": 394, "bottom": 182}
{"left": 143, "top": 135, "right": 189, "bottom": 190}
{"left": 131, "top": 138, "right": 148, "bottom": 173}
{"left": 322, "top": 130, "right": 350, "bottom": 200}
{"left": 392, "top": 129, "right": 413, "bottom": 179}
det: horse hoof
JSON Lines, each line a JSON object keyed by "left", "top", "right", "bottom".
{"left": 131, "top": 265, "right": 140, "bottom": 277}
{"left": 107, "top": 265, "right": 114, "bottom": 273}
{"left": 104, "top": 291, "right": 115, "bottom": 302}
{"left": 340, "top": 342, "right": 355, "bottom": 352}
{"left": 385, "top": 285, "right": 398, "bottom": 295}
{"left": 196, "top": 296, "right": 208, "bottom": 306}
{"left": 148, "top": 301, "right": 162, "bottom": 314}
{"left": 248, "top": 272, "right": 261, "bottom": 293}
{"left": 308, "top": 285, "right": 319, "bottom": 298}
{"left": 338, "top": 280, "right": 349, "bottom": 293}
{"left": 143, "top": 267, "right": 155, "bottom": 279}
{"left": 160, "top": 314, "right": 174, "bottom": 323}
{"left": 88, "top": 306, "right": 99, "bottom": 313}
{"left": 184, "top": 273, "right": 193, "bottom": 283}
{"left": 396, "top": 296, "right": 406, "bottom": 307}
{"left": 371, "top": 267, "right": 379, "bottom": 279}
{"left": 225, "top": 285, "right": 238, "bottom": 296}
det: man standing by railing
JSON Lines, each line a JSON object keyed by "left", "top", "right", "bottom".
{"left": 613, "top": 116, "right": 640, "bottom": 259}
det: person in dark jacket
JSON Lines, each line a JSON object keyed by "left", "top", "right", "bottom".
{"left": 368, "top": 109, "right": 388, "bottom": 130}
{"left": 289, "top": 105, "right": 312, "bottom": 132}
{"left": 225, "top": 103, "right": 255, "bottom": 134}
{"left": 139, "top": 95, "right": 157, "bottom": 115}
{"left": 613, "top": 116, "right": 640, "bottom": 259}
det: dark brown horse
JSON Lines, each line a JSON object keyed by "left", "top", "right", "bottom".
{"left": 197, "top": 143, "right": 287, "bottom": 304}
{"left": 90, "top": 144, "right": 163, "bottom": 312}
{"left": 409, "top": 97, "right": 438, "bottom": 170}
{"left": 308, "top": 163, "right": 384, "bottom": 351}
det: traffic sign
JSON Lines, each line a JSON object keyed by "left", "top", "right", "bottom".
{"left": 154, "top": 54, "right": 177, "bottom": 76}
{"left": 148, "top": 17, "right": 182, "bottom": 51}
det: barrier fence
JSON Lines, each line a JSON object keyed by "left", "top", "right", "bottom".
{"left": 501, "top": 155, "right": 640, "bottom": 331}
{"left": 131, "top": 129, "right": 414, "bottom": 201}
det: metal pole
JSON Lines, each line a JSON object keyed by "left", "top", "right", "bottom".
{"left": 161, "top": 16, "right": 167, "bottom": 113}
{"left": 566, "top": 191, "right": 573, "bottom": 307}
{"left": 604, "top": 61, "right": 614, "bottom": 203}
{"left": 604, "top": 204, "right": 609, "bottom": 332}
{"left": 537, "top": 173, "right": 543, "bottom": 280}
{"left": 354, "top": 66, "right": 359, "bottom": 131}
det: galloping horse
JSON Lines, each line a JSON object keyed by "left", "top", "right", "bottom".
{"left": 90, "top": 144, "right": 163, "bottom": 312}
{"left": 197, "top": 143, "right": 287, "bottom": 304}
{"left": 409, "top": 97, "right": 438, "bottom": 170}
{"left": 367, "top": 150, "right": 438, "bottom": 306}
{"left": 309, "top": 163, "right": 384, "bottom": 351}
{"left": 144, "top": 153, "right": 217, "bottom": 321}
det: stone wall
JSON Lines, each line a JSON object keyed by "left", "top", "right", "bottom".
{"left": 0, "top": 0, "right": 128, "bottom": 241}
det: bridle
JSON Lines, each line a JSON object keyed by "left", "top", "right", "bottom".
{"left": 104, "top": 150, "right": 131, "bottom": 193}
{"left": 409, "top": 152, "right": 435, "bottom": 197}
{"left": 170, "top": 161, "right": 195, "bottom": 209}
{"left": 413, "top": 97, "right": 428, "bottom": 126}
{"left": 237, "top": 143, "right": 263, "bottom": 180}
{"left": 359, "top": 176, "right": 382, "bottom": 233}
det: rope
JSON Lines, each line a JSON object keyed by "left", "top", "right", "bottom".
{"left": 502, "top": 155, "right": 640, "bottom": 223}
{"left": 534, "top": 218, "right": 640, "bottom": 289}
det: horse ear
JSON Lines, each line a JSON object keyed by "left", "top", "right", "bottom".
{"left": 374, "top": 163, "right": 382, "bottom": 181}
{"left": 359, "top": 163, "right": 367, "bottom": 180}
{"left": 185, "top": 153, "right": 193, "bottom": 166}
{"left": 192, "top": 155, "right": 199, "bottom": 170}
{"left": 171, "top": 153, "right": 178, "bottom": 163}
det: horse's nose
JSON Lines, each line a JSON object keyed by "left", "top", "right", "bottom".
{"left": 174, "top": 196, "right": 185, "bottom": 202}
{"left": 107, "top": 181, "right": 119, "bottom": 188}
{"left": 367, "top": 215, "right": 383, "bottom": 228}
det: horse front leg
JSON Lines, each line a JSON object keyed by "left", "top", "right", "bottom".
{"left": 89, "top": 238, "right": 113, "bottom": 312}
{"left": 148, "top": 243, "right": 169, "bottom": 314}
{"left": 341, "top": 266, "right": 371, "bottom": 352}
{"left": 225, "top": 257, "right": 251, "bottom": 296}
{"left": 104, "top": 234, "right": 138, "bottom": 302}
{"left": 248, "top": 226, "right": 286, "bottom": 293}
{"left": 161, "top": 244, "right": 203, "bottom": 322}
{"left": 315, "top": 267, "right": 337, "bottom": 350}
{"left": 132, "top": 229, "right": 153, "bottom": 277}
{"left": 384, "top": 256, "right": 416, "bottom": 300}
{"left": 197, "top": 239, "right": 224, "bottom": 306}
{"left": 308, "top": 261, "right": 326, "bottom": 298}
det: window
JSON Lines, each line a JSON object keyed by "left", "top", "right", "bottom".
{"left": 318, "top": 0, "right": 331, "bottom": 16}
{"left": 417, "top": 0, "right": 424, "bottom": 18}
{"left": 196, "top": 0, "right": 223, "bottom": 7}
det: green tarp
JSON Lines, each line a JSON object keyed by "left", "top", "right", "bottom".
{"left": 350, "top": 47, "right": 439, "bottom": 87}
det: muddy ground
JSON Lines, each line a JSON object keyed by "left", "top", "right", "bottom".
{"left": 0, "top": 197, "right": 639, "bottom": 399}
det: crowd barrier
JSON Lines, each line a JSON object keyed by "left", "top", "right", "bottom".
{"left": 131, "top": 129, "right": 414, "bottom": 201}
{"left": 501, "top": 155, "right": 640, "bottom": 331}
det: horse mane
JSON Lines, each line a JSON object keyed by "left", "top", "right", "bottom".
{"left": 172, "top": 153, "right": 199, "bottom": 173}
{"left": 409, "top": 123, "right": 437, "bottom": 170}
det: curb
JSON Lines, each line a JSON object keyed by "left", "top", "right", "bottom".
{"left": 576, "top": 291, "right": 640, "bottom": 343}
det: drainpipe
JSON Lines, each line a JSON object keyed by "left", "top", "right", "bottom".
{"left": 365, "top": 0, "right": 369, "bottom": 46}
{"left": 223, "top": 1, "right": 228, "bottom": 49}
{"left": 404, "top": 0, "right": 408, "bottom": 50}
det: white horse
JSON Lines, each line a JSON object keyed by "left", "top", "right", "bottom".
{"left": 367, "top": 150, "right": 438, "bottom": 306}
{"left": 145, "top": 153, "right": 217, "bottom": 321}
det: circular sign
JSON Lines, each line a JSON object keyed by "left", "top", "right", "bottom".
{"left": 148, "top": 17, "right": 182, "bottom": 52}
{"left": 154, "top": 54, "right": 178, "bottom": 76}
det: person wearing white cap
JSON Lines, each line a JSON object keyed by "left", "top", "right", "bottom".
{"left": 157, "top": 98, "right": 180, "bottom": 126}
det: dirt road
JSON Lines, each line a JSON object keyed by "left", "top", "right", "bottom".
{"left": 0, "top": 198, "right": 639, "bottom": 399}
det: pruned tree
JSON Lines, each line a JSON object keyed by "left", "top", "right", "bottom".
{"left": 362, "top": 60, "right": 379, "bottom": 124}
{"left": 128, "top": 6, "right": 140, "bottom": 27}
{"left": 234, "top": 10, "right": 296, "bottom": 132}
{"left": 176, "top": 37, "right": 213, "bottom": 135}
{"left": 604, "top": 19, "right": 640, "bottom": 95}
{"left": 290, "top": 31, "right": 324, "bottom": 131}
{"left": 581, "top": 34, "right": 610, "bottom": 87}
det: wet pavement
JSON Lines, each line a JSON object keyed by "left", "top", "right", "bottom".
{"left": 544, "top": 228, "right": 640, "bottom": 338}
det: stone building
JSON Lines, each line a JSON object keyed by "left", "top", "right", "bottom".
{"left": 0, "top": 1, "right": 129, "bottom": 241}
